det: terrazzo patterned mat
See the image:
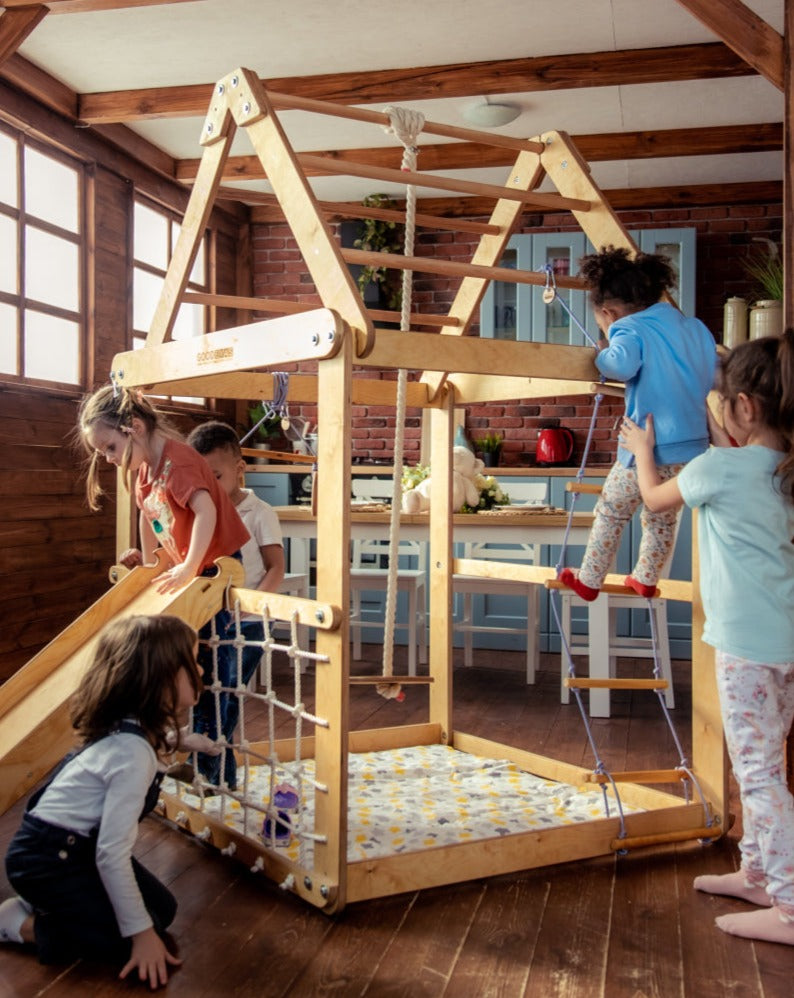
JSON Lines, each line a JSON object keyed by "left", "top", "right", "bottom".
{"left": 163, "top": 744, "right": 640, "bottom": 864}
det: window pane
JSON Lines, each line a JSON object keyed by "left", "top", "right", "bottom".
{"left": 133, "top": 267, "right": 163, "bottom": 333}
{"left": 0, "top": 301, "right": 18, "bottom": 373}
{"left": 25, "top": 226, "right": 79, "bottom": 312}
{"left": 0, "top": 132, "right": 17, "bottom": 207}
{"left": 24, "top": 310, "right": 79, "bottom": 383}
{"left": 543, "top": 248, "right": 573, "bottom": 345}
{"left": 134, "top": 202, "right": 168, "bottom": 269}
{"left": 172, "top": 220, "right": 206, "bottom": 285}
{"left": 0, "top": 213, "right": 17, "bottom": 294}
{"left": 24, "top": 147, "right": 78, "bottom": 232}
{"left": 172, "top": 301, "right": 204, "bottom": 341}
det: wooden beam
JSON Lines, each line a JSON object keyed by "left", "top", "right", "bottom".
{"left": 76, "top": 43, "right": 753, "bottom": 124}
{"left": 178, "top": 123, "right": 784, "bottom": 186}
{"left": 785, "top": 0, "right": 794, "bottom": 329}
{"left": 1, "top": 0, "right": 200, "bottom": 9}
{"left": 0, "top": 4, "right": 47, "bottom": 67}
{"left": 674, "top": 0, "right": 784, "bottom": 90}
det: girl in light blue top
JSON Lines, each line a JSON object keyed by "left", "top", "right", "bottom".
{"left": 620, "top": 330, "right": 794, "bottom": 947}
{"left": 560, "top": 246, "right": 716, "bottom": 603}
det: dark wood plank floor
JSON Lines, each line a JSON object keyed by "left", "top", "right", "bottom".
{"left": 2, "top": 647, "right": 792, "bottom": 997}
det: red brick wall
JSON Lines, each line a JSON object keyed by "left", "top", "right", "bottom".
{"left": 251, "top": 201, "right": 782, "bottom": 468}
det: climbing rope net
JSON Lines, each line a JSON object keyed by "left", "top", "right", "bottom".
{"left": 167, "top": 599, "right": 329, "bottom": 874}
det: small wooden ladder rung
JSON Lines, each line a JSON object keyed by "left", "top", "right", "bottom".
{"left": 564, "top": 677, "right": 668, "bottom": 690}
{"left": 611, "top": 826, "right": 722, "bottom": 852}
{"left": 565, "top": 481, "right": 603, "bottom": 495}
{"left": 348, "top": 675, "right": 434, "bottom": 685}
{"left": 585, "top": 769, "right": 688, "bottom": 784}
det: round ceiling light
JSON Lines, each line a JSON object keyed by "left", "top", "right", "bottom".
{"left": 462, "top": 100, "right": 522, "bottom": 128}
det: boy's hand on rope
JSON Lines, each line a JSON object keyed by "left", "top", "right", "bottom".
{"left": 178, "top": 731, "right": 222, "bottom": 755}
{"left": 619, "top": 414, "right": 655, "bottom": 456}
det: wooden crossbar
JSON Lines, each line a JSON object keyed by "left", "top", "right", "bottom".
{"left": 320, "top": 201, "right": 501, "bottom": 237}
{"left": 453, "top": 559, "right": 556, "bottom": 586}
{"left": 299, "top": 153, "right": 591, "bottom": 213}
{"left": 585, "top": 769, "right": 689, "bottom": 784}
{"left": 611, "top": 826, "right": 722, "bottom": 852}
{"left": 565, "top": 481, "right": 603, "bottom": 495}
{"left": 564, "top": 678, "right": 669, "bottom": 690}
{"left": 342, "top": 248, "right": 587, "bottom": 291}
{"left": 547, "top": 572, "right": 693, "bottom": 603}
{"left": 348, "top": 676, "right": 434, "bottom": 685}
{"left": 267, "top": 90, "right": 546, "bottom": 154}
{"left": 240, "top": 447, "right": 315, "bottom": 465}
{"left": 182, "top": 291, "right": 460, "bottom": 328}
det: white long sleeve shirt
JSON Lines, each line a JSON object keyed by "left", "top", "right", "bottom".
{"left": 30, "top": 729, "right": 157, "bottom": 937}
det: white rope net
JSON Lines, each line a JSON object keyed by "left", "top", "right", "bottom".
{"left": 166, "top": 600, "right": 330, "bottom": 868}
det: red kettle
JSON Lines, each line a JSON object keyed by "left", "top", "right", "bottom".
{"left": 536, "top": 425, "right": 574, "bottom": 466}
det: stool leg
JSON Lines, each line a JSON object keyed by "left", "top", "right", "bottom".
{"left": 463, "top": 592, "right": 474, "bottom": 667}
{"left": 526, "top": 586, "right": 539, "bottom": 685}
{"left": 654, "top": 602, "right": 675, "bottom": 709}
{"left": 407, "top": 586, "right": 417, "bottom": 677}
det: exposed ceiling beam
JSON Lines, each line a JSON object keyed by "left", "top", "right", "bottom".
{"left": 674, "top": 0, "right": 784, "bottom": 90}
{"left": 176, "top": 122, "right": 783, "bottom": 184}
{"left": 0, "top": 4, "right": 48, "bottom": 67}
{"left": 0, "top": 0, "right": 200, "bottom": 10}
{"left": 246, "top": 181, "right": 783, "bottom": 224}
{"left": 75, "top": 42, "right": 752, "bottom": 124}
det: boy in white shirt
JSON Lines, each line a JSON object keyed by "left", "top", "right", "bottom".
{"left": 187, "top": 421, "right": 285, "bottom": 788}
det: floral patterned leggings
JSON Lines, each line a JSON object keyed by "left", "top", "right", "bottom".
{"left": 577, "top": 460, "right": 682, "bottom": 590}
{"left": 716, "top": 650, "right": 794, "bottom": 919}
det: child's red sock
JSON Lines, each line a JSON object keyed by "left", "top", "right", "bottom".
{"left": 624, "top": 575, "right": 657, "bottom": 598}
{"left": 559, "top": 568, "right": 600, "bottom": 602}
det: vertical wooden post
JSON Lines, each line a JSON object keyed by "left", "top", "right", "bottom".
{"left": 427, "top": 391, "right": 454, "bottom": 741}
{"left": 312, "top": 326, "right": 352, "bottom": 911}
{"left": 690, "top": 510, "right": 728, "bottom": 827}
{"left": 784, "top": 0, "right": 794, "bottom": 788}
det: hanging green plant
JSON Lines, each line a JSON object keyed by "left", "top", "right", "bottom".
{"left": 743, "top": 238, "right": 783, "bottom": 302}
{"left": 353, "top": 193, "right": 404, "bottom": 311}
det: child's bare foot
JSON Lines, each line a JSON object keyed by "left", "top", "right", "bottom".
{"left": 716, "top": 907, "right": 794, "bottom": 945}
{"left": 694, "top": 871, "right": 772, "bottom": 907}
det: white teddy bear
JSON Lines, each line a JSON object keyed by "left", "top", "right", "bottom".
{"left": 402, "top": 446, "right": 485, "bottom": 513}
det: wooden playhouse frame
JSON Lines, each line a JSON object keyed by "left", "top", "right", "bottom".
{"left": 104, "top": 67, "right": 726, "bottom": 913}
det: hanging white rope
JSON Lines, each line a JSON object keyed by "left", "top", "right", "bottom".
{"left": 378, "top": 106, "right": 425, "bottom": 696}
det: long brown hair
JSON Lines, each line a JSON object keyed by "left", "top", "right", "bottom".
{"left": 578, "top": 245, "right": 676, "bottom": 310}
{"left": 720, "top": 328, "right": 794, "bottom": 502}
{"left": 70, "top": 615, "right": 201, "bottom": 755}
{"left": 75, "top": 385, "right": 181, "bottom": 510}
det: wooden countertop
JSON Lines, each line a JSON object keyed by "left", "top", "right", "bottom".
{"left": 274, "top": 505, "right": 593, "bottom": 529}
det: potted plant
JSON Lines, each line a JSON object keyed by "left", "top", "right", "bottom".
{"left": 474, "top": 431, "right": 503, "bottom": 468}
{"left": 744, "top": 238, "right": 783, "bottom": 339}
{"left": 353, "top": 193, "right": 404, "bottom": 312}
{"left": 247, "top": 403, "right": 283, "bottom": 462}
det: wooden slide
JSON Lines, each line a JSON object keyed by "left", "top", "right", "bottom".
{"left": 0, "top": 552, "right": 243, "bottom": 815}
